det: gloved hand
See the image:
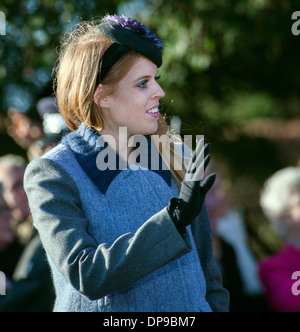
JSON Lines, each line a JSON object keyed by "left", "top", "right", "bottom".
{"left": 168, "top": 139, "right": 216, "bottom": 234}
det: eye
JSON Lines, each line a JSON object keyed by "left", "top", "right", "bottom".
{"left": 137, "top": 80, "right": 148, "bottom": 89}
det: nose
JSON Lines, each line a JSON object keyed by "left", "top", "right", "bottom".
{"left": 152, "top": 81, "right": 165, "bottom": 101}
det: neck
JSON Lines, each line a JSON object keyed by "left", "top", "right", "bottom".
{"left": 99, "top": 126, "right": 133, "bottom": 162}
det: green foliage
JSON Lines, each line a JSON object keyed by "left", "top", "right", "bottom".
{"left": 0, "top": 0, "right": 123, "bottom": 113}
{"left": 201, "top": 92, "right": 282, "bottom": 125}
{"left": 133, "top": 0, "right": 300, "bottom": 128}
{"left": 1, "top": 0, "right": 299, "bottom": 122}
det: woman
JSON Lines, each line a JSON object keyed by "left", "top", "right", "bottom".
{"left": 24, "top": 15, "right": 229, "bottom": 312}
{"left": 259, "top": 167, "right": 300, "bottom": 312}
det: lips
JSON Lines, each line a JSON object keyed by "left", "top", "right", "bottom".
{"left": 146, "top": 107, "right": 159, "bottom": 114}
{"left": 146, "top": 105, "right": 160, "bottom": 115}
{"left": 146, "top": 106, "right": 160, "bottom": 119}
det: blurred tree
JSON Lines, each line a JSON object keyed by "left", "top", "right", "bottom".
{"left": 127, "top": 0, "right": 300, "bottom": 127}
{"left": 0, "top": 0, "right": 123, "bottom": 113}
{"left": 1, "top": 0, "right": 299, "bottom": 120}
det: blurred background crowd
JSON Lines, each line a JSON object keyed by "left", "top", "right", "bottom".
{"left": 0, "top": 0, "right": 300, "bottom": 312}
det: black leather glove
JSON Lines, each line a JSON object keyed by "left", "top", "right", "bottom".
{"left": 168, "top": 139, "right": 216, "bottom": 234}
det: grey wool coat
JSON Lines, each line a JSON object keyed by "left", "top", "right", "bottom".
{"left": 24, "top": 124, "right": 229, "bottom": 312}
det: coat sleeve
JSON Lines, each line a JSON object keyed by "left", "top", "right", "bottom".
{"left": 24, "top": 158, "right": 192, "bottom": 301}
{"left": 191, "top": 205, "right": 230, "bottom": 312}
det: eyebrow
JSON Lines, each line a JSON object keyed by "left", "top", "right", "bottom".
{"left": 132, "top": 72, "right": 159, "bottom": 84}
{"left": 132, "top": 75, "right": 152, "bottom": 84}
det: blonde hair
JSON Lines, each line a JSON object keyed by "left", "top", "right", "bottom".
{"left": 53, "top": 21, "right": 186, "bottom": 185}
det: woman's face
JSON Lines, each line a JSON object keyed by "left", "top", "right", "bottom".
{"left": 100, "top": 57, "right": 165, "bottom": 138}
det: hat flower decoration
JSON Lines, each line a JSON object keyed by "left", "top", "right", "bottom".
{"left": 103, "top": 14, "right": 165, "bottom": 51}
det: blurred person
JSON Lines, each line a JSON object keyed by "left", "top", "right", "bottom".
{"left": 0, "top": 186, "right": 14, "bottom": 295}
{"left": 0, "top": 184, "right": 14, "bottom": 251}
{"left": 0, "top": 114, "right": 27, "bottom": 159}
{"left": 24, "top": 15, "right": 229, "bottom": 312}
{"left": 0, "top": 157, "right": 27, "bottom": 278}
{"left": 258, "top": 167, "right": 300, "bottom": 312}
{"left": 0, "top": 155, "right": 29, "bottom": 229}
{"left": 27, "top": 97, "right": 70, "bottom": 160}
{"left": 0, "top": 231, "right": 55, "bottom": 312}
{"left": 0, "top": 155, "right": 54, "bottom": 312}
{"left": 206, "top": 161, "right": 267, "bottom": 312}
{"left": 6, "top": 108, "right": 43, "bottom": 152}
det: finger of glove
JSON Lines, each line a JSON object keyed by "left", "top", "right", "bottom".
{"left": 204, "top": 153, "right": 211, "bottom": 172}
{"left": 186, "top": 151, "right": 211, "bottom": 182}
{"left": 200, "top": 173, "right": 216, "bottom": 196}
{"left": 180, "top": 155, "right": 216, "bottom": 201}
{"left": 190, "top": 143, "right": 210, "bottom": 171}
{"left": 190, "top": 153, "right": 211, "bottom": 182}
{"left": 187, "top": 139, "right": 205, "bottom": 173}
{"left": 187, "top": 140, "right": 207, "bottom": 174}
{"left": 182, "top": 155, "right": 211, "bottom": 199}
{"left": 192, "top": 138, "right": 205, "bottom": 161}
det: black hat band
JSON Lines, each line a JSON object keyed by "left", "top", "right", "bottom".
{"left": 96, "top": 17, "right": 164, "bottom": 86}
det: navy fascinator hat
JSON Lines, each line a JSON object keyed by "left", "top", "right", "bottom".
{"left": 96, "top": 15, "right": 164, "bottom": 84}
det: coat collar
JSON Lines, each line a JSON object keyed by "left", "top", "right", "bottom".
{"left": 62, "top": 124, "right": 171, "bottom": 194}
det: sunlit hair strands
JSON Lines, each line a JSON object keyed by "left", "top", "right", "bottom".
{"left": 53, "top": 21, "right": 112, "bottom": 131}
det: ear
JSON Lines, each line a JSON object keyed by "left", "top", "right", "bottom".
{"left": 93, "top": 84, "right": 110, "bottom": 109}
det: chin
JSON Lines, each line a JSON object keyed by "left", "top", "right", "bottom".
{"left": 135, "top": 125, "right": 157, "bottom": 136}
{"left": 146, "top": 126, "right": 158, "bottom": 135}
{"left": 149, "top": 121, "right": 159, "bottom": 134}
